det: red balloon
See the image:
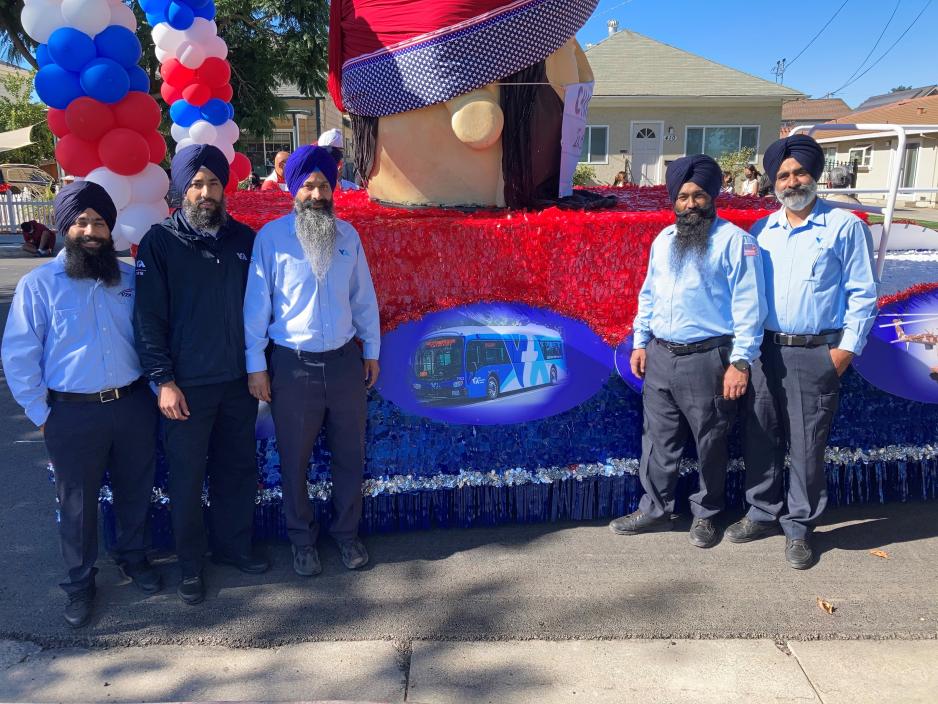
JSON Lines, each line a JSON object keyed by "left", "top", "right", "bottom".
{"left": 231, "top": 152, "right": 251, "bottom": 182}
{"left": 47, "top": 108, "right": 69, "bottom": 138}
{"left": 160, "top": 82, "right": 183, "bottom": 105}
{"left": 145, "top": 131, "right": 167, "bottom": 164}
{"left": 196, "top": 57, "right": 231, "bottom": 88}
{"left": 181, "top": 83, "right": 212, "bottom": 106}
{"left": 212, "top": 83, "right": 233, "bottom": 103}
{"left": 224, "top": 178, "right": 238, "bottom": 195}
{"left": 56, "top": 134, "right": 102, "bottom": 177}
{"left": 160, "top": 59, "right": 196, "bottom": 88}
{"left": 98, "top": 128, "right": 150, "bottom": 176}
{"left": 64, "top": 97, "right": 115, "bottom": 142}
{"left": 113, "top": 91, "right": 162, "bottom": 134}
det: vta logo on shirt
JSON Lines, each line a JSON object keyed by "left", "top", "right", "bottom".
{"left": 135, "top": 260, "right": 146, "bottom": 276}
{"left": 236, "top": 252, "right": 248, "bottom": 261}
{"left": 338, "top": 248, "right": 350, "bottom": 256}
{"left": 119, "top": 288, "right": 134, "bottom": 298}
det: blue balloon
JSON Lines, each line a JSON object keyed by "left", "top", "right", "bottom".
{"left": 200, "top": 98, "right": 229, "bottom": 125}
{"left": 128, "top": 66, "right": 151, "bottom": 93}
{"left": 34, "top": 65, "right": 84, "bottom": 110}
{"left": 36, "top": 44, "right": 51, "bottom": 68}
{"left": 145, "top": 11, "right": 165, "bottom": 27}
{"left": 48, "top": 27, "right": 96, "bottom": 73}
{"left": 80, "top": 58, "right": 131, "bottom": 104}
{"left": 167, "top": 2, "right": 195, "bottom": 29}
{"left": 94, "top": 26, "right": 142, "bottom": 69}
{"left": 170, "top": 99, "right": 202, "bottom": 127}
{"left": 179, "top": 0, "right": 211, "bottom": 7}
{"left": 226, "top": 102, "right": 235, "bottom": 119}
{"left": 193, "top": 0, "right": 216, "bottom": 20}
{"left": 140, "top": 0, "right": 169, "bottom": 12}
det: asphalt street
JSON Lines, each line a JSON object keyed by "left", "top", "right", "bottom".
{"left": 0, "top": 256, "right": 936, "bottom": 648}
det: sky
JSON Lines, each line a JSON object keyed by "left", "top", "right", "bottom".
{"left": 576, "top": 0, "right": 937, "bottom": 108}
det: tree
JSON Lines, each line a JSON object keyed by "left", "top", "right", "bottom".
{"left": 0, "top": 69, "right": 53, "bottom": 165}
{"left": 717, "top": 147, "right": 755, "bottom": 179}
{"left": 890, "top": 85, "right": 913, "bottom": 92}
{"left": 0, "top": 2, "right": 37, "bottom": 70}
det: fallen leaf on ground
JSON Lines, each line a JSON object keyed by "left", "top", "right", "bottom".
{"left": 816, "top": 597, "right": 836, "bottom": 615}
{"left": 870, "top": 549, "right": 890, "bottom": 559}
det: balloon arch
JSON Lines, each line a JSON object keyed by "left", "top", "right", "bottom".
{"left": 21, "top": 0, "right": 252, "bottom": 249}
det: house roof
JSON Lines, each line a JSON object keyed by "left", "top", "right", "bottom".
{"left": 781, "top": 98, "right": 852, "bottom": 121}
{"left": 855, "top": 85, "right": 938, "bottom": 112}
{"left": 585, "top": 29, "right": 804, "bottom": 100}
{"left": 811, "top": 94, "right": 938, "bottom": 140}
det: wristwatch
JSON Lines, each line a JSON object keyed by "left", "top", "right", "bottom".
{"left": 731, "top": 360, "right": 750, "bottom": 373}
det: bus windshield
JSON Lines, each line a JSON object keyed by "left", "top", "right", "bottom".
{"left": 414, "top": 337, "right": 464, "bottom": 380}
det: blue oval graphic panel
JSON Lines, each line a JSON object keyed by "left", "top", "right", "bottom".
{"left": 853, "top": 290, "right": 938, "bottom": 404}
{"left": 377, "top": 303, "right": 614, "bottom": 424}
{"left": 614, "top": 337, "right": 643, "bottom": 393}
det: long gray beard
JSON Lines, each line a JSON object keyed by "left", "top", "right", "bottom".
{"left": 776, "top": 179, "right": 818, "bottom": 211}
{"left": 295, "top": 199, "right": 337, "bottom": 280}
{"left": 183, "top": 196, "right": 226, "bottom": 232}
{"left": 671, "top": 203, "right": 716, "bottom": 275}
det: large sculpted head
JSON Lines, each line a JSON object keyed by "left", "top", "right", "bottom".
{"left": 328, "top": 0, "right": 598, "bottom": 208}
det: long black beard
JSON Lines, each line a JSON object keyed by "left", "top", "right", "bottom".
{"left": 294, "top": 199, "right": 336, "bottom": 280}
{"left": 183, "top": 196, "right": 227, "bottom": 232}
{"left": 672, "top": 202, "right": 716, "bottom": 275}
{"left": 64, "top": 236, "right": 121, "bottom": 286}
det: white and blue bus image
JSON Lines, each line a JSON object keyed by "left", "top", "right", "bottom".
{"left": 411, "top": 325, "right": 568, "bottom": 404}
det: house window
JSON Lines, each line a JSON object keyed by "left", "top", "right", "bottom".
{"left": 240, "top": 130, "right": 296, "bottom": 173}
{"left": 847, "top": 145, "right": 872, "bottom": 168}
{"left": 686, "top": 126, "right": 760, "bottom": 161}
{"left": 579, "top": 126, "right": 609, "bottom": 164}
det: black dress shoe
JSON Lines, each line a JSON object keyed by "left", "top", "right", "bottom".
{"left": 785, "top": 538, "right": 815, "bottom": 570}
{"left": 211, "top": 548, "right": 270, "bottom": 574}
{"left": 292, "top": 544, "right": 322, "bottom": 577}
{"left": 119, "top": 561, "right": 162, "bottom": 594}
{"left": 688, "top": 517, "right": 719, "bottom": 548}
{"left": 337, "top": 538, "right": 369, "bottom": 570}
{"left": 609, "top": 510, "right": 671, "bottom": 535}
{"left": 725, "top": 516, "right": 780, "bottom": 543}
{"left": 177, "top": 574, "right": 205, "bottom": 605}
{"left": 64, "top": 585, "right": 95, "bottom": 628}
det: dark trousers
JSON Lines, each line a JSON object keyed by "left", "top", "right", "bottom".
{"left": 44, "top": 386, "right": 158, "bottom": 595}
{"left": 742, "top": 340, "right": 840, "bottom": 539}
{"left": 163, "top": 378, "right": 258, "bottom": 576}
{"left": 270, "top": 342, "right": 366, "bottom": 545}
{"left": 638, "top": 339, "right": 736, "bottom": 520}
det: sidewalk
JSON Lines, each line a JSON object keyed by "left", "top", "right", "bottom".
{"left": 2, "top": 638, "right": 936, "bottom": 703}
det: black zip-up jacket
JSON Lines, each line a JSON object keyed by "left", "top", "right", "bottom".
{"left": 133, "top": 209, "right": 256, "bottom": 387}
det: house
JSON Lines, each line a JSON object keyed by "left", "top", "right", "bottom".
{"left": 0, "top": 61, "right": 31, "bottom": 101}
{"left": 811, "top": 94, "right": 938, "bottom": 207}
{"left": 780, "top": 98, "right": 851, "bottom": 136}
{"left": 581, "top": 27, "right": 804, "bottom": 185}
{"left": 855, "top": 85, "right": 938, "bottom": 113}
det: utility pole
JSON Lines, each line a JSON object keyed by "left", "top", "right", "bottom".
{"left": 772, "top": 58, "right": 786, "bottom": 84}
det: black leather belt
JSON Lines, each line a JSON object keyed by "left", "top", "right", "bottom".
{"left": 48, "top": 377, "right": 147, "bottom": 404}
{"left": 767, "top": 330, "right": 842, "bottom": 347}
{"left": 655, "top": 335, "right": 733, "bottom": 355}
{"left": 276, "top": 339, "right": 357, "bottom": 363}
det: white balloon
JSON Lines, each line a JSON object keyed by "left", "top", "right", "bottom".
{"left": 115, "top": 202, "right": 167, "bottom": 246}
{"left": 61, "top": 0, "right": 111, "bottom": 38}
{"left": 216, "top": 140, "right": 235, "bottom": 163}
{"left": 21, "top": 0, "right": 65, "bottom": 43}
{"left": 188, "top": 18, "right": 217, "bottom": 42}
{"left": 108, "top": 2, "right": 136, "bottom": 32}
{"left": 83, "top": 167, "right": 132, "bottom": 211}
{"left": 170, "top": 123, "right": 190, "bottom": 143}
{"left": 177, "top": 41, "right": 206, "bottom": 69}
{"left": 128, "top": 163, "right": 169, "bottom": 204}
{"left": 216, "top": 120, "right": 241, "bottom": 145}
{"left": 204, "top": 35, "right": 228, "bottom": 60}
{"left": 154, "top": 46, "right": 169, "bottom": 63}
{"left": 174, "top": 137, "right": 196, "bottom": 153}
{"left": 152, "top": 23, "right": 182, "bottom": 52}
{"left": 189, "top": 120, "right": 218, "bottom": 145}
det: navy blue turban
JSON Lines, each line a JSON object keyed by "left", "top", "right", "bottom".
{"left": 284, "top": 145, "right": 338, "bottom": 197}
{"left": 170, "top": 144, "right": 230, "bottom": 196}
{"left": 665, "top": 154, "right": 722, "bottom": 203}
{"left": 763, "top": 134, "right": 824, "bottom": 182}
{"left": 53, "top": 181, "right": 116, "bottom": 235}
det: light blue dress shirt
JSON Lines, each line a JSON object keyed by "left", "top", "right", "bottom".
{"left": 244, "top": 212, "right": 381, "bottom": 373}
{"left": 633, "top": 217, "right": 768, "bottom": 363}
{"left": 1, "top": 252, "right": 142, "bottom": 426}
{"left": 751, "top": 198, "right": 878, "bottom": 355}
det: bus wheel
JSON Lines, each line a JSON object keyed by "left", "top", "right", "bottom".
{"left": 550, "top": 365, "right": 558, "bottom": 384}
{"left": 486, "top": 375, "right": 500, "bottom": 400}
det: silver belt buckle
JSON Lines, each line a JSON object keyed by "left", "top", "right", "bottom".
{"left": 99, "top": 388, "right": 119, "bottom": 403}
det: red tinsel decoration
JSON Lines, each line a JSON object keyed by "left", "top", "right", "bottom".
{"left": 878, "top": 282, "right": 938, "bottom": 309}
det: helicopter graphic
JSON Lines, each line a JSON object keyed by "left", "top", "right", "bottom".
{"left": 881, "top": 313, "right": 938, "bottom": 376}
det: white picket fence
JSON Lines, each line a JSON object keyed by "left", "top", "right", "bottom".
{"left": 0, "top": 190, "right": 55, "bottom": 234}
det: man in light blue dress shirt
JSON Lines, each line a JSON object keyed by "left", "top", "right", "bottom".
{"left": 609, "top": 155, "right": 767, "bottom": 548}
{"left": 244, "top": 145, "right": 380, "bottom": 576}
{"left": 2, "top": 182, "right": 160, "bottom": 628}
{"left": 728, "top": 135, "right": 878, "bottom": 569}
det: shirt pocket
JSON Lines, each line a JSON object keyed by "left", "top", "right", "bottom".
{"left": 804, "top": 240, "right": 840, "bottom": 289}
{"left": 51, "top": 307, "right": 80, "bottom": 339}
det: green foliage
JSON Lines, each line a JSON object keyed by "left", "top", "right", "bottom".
{"left": 0, "top": 69, "right": 53, "bottom": 165}
{"left": 890, "top": 85, "right": 912, "bottom": 93}
{"left": 716, "top": 147, "right": 755, "bottom": 178}
{"left": 573, "top": 163, "right": 597, "bottom": 186}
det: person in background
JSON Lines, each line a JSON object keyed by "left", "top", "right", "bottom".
{"left": 742, "top": 165, "right": 760, "bottom": 196}
{"left": 612, "top": 171, "right": 627, "bottom": 187}
{"left": 721, "top": 171, "right": 735, "bottom": 194}
{"left": 261, "top": 151, "right": 291, "bottom": 192}
{"left": 317, "top": 128, "right": 362, "bottom": 191}
{"left": 20, "top": 220, "right": 56, "bottom": 256}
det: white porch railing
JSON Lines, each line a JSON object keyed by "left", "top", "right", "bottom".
{"left": 1, "top": 190, "right": 55, "bottom": 234}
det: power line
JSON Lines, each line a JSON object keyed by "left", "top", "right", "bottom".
{"left": 783, "top": 0, "right": 851, "bottom": 71}
{"left": 838, "top": 0, "right": 902, "bottom": 89}
{"left": 828, "top": 0, "right": 933, "bottom": 96}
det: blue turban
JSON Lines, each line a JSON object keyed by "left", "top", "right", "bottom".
{"left": 763, "top": 134, "right": 824, "bottom": 182}
{"left": 53, "top": 181, "right": 116, "bottom": 235}
{"left": 284, "top": 145, "right": 338, "bottom": 197}
{"left": 170, "top": 144, "right": 230, "bottom": 197}
{"left": 665, "top": 154, "right": 722, "bottom": 203}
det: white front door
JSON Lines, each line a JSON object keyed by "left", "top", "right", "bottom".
{"left": 630, "top": 122, "right": 662, "bottom": 185}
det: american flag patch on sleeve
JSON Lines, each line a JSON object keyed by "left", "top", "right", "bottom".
{"left": 743, "top": 243, "right": 758, "bottom": 257}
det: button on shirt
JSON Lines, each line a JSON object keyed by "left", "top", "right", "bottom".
{"left": 633, "top": 218, "right": 768, "bottom": 363}
{"left": 751, "top": 198, "right": 878, "bottom": 354}
{"left": 243, "top": 212, "right": 380, "bottom": 372}
{"left": 1, "top": 251, "right": 142, "bottom": 426}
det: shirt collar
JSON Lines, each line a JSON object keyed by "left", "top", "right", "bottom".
{"left": 767, "top": 197, "right": 827, "bottom": 231}
{"left": 52, "top": 248, "right": 69, "bottom": 276}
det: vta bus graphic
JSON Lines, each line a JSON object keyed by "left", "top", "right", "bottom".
{"left": 411, "top": 325, "right": 567, "bottom": 404}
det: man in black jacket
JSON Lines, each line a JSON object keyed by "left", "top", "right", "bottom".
{"left": 134, "top": 144, "right": 268, "bottom": 605}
